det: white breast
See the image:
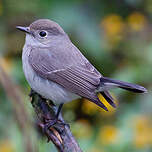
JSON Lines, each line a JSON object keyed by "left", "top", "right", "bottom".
{"left": 22, "top": 44, "right": 80, "bottom": 105}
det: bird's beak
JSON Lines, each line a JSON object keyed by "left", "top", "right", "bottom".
{"left": 16, "top": 26, "right": 31, "bottom": 34}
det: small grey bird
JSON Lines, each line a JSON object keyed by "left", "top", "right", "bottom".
{"left": 16, "top": 19, "right": 147, "bottom": 115}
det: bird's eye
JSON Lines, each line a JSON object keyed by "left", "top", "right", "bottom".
{"left": 39, "top": 31, "right": 47, "bottom": 37}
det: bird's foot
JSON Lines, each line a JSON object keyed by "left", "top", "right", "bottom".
{"left": 43, "top": 117, "right": 69, "bottom": 134}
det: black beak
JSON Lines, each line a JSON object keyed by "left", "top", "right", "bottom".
{"left": 16, "top": 26, "right": 31, "bottom": 34}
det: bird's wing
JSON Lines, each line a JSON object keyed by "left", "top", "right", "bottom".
{"left": 28, "top": 47, "right": 109, "bottom": 110}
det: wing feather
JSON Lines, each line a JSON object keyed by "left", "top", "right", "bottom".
{"left": 28, "top": 47, "right": 108, "bottom": 110}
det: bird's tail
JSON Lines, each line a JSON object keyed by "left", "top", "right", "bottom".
{"left": 98, "top": 77, "right": 147, "bottom": 110}
{"left": 100, "top": 77, "right": 147, "bottom": 93}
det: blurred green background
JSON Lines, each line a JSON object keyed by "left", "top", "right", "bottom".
{"left": 0, "top": 0, "right": 152, "bottom": 152}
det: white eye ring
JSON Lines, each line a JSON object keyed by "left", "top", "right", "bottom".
{"left": 39, "top": 30, "right": 47, "bottom": 37}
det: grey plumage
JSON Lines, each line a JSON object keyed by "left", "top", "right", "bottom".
{"left": 17, "top": 19, "right": 147, "bottom": 111}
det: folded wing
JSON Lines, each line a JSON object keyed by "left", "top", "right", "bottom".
{"left": 28, "top": 47, "right": 114, "bottom": 110}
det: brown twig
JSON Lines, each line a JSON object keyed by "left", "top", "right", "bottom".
{"left": 30, "top": 91, "right": 82, "bottom": 152}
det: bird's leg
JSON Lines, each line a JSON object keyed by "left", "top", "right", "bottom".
{"left": 43, "top": 103, "right": 69, "bottom": 134}
{"left": 56, "top": 103, "right": 64, "bottom": 119}
{"left": 55, "top": 103, "right": 70, "bottom": 128}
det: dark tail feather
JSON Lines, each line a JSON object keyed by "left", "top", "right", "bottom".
{"left": 101, "top": 91, "right": 116, "bottom": 108}
{"left": 90, "top": 97, "right": 108, "bottom": 111}
{"left": 100, "top": 77, "right": 147, "bottom": 93}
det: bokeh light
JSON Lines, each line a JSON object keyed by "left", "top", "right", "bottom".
{"left": 0, "top": 0, "right": 151, "bottom": 152}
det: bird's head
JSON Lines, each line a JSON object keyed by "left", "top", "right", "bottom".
{"left": 16, "top": 19, "right": 68, "bottom": 46}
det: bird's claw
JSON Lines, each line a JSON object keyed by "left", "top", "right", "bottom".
{"left": 43, "top": 118, "right": 69, "bottom": 134}
{"left": 43, "top": 118, "right": 57, "bottom": 133}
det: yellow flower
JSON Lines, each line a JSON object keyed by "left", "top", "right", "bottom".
{"left": 127, "top": 12, "right": 147, "bottom": 31}
{"left": 98, "top": 125, "right": 118, "bottom": 145}
{"left": 133, "top": 116, "right": 152, "bottom": 148}
{"left": 101, "top": 14, "right": 125, "bottom": 45}
{"left": 0, "top": 140, "right": 15, "bottom": 152}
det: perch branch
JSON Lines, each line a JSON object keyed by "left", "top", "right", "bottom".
{"left": 30, "top": 91, "right": 82, "bottom": 152}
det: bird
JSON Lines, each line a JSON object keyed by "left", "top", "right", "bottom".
{"left": 16, "top": 19, "right": 147, "bottom": 118}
